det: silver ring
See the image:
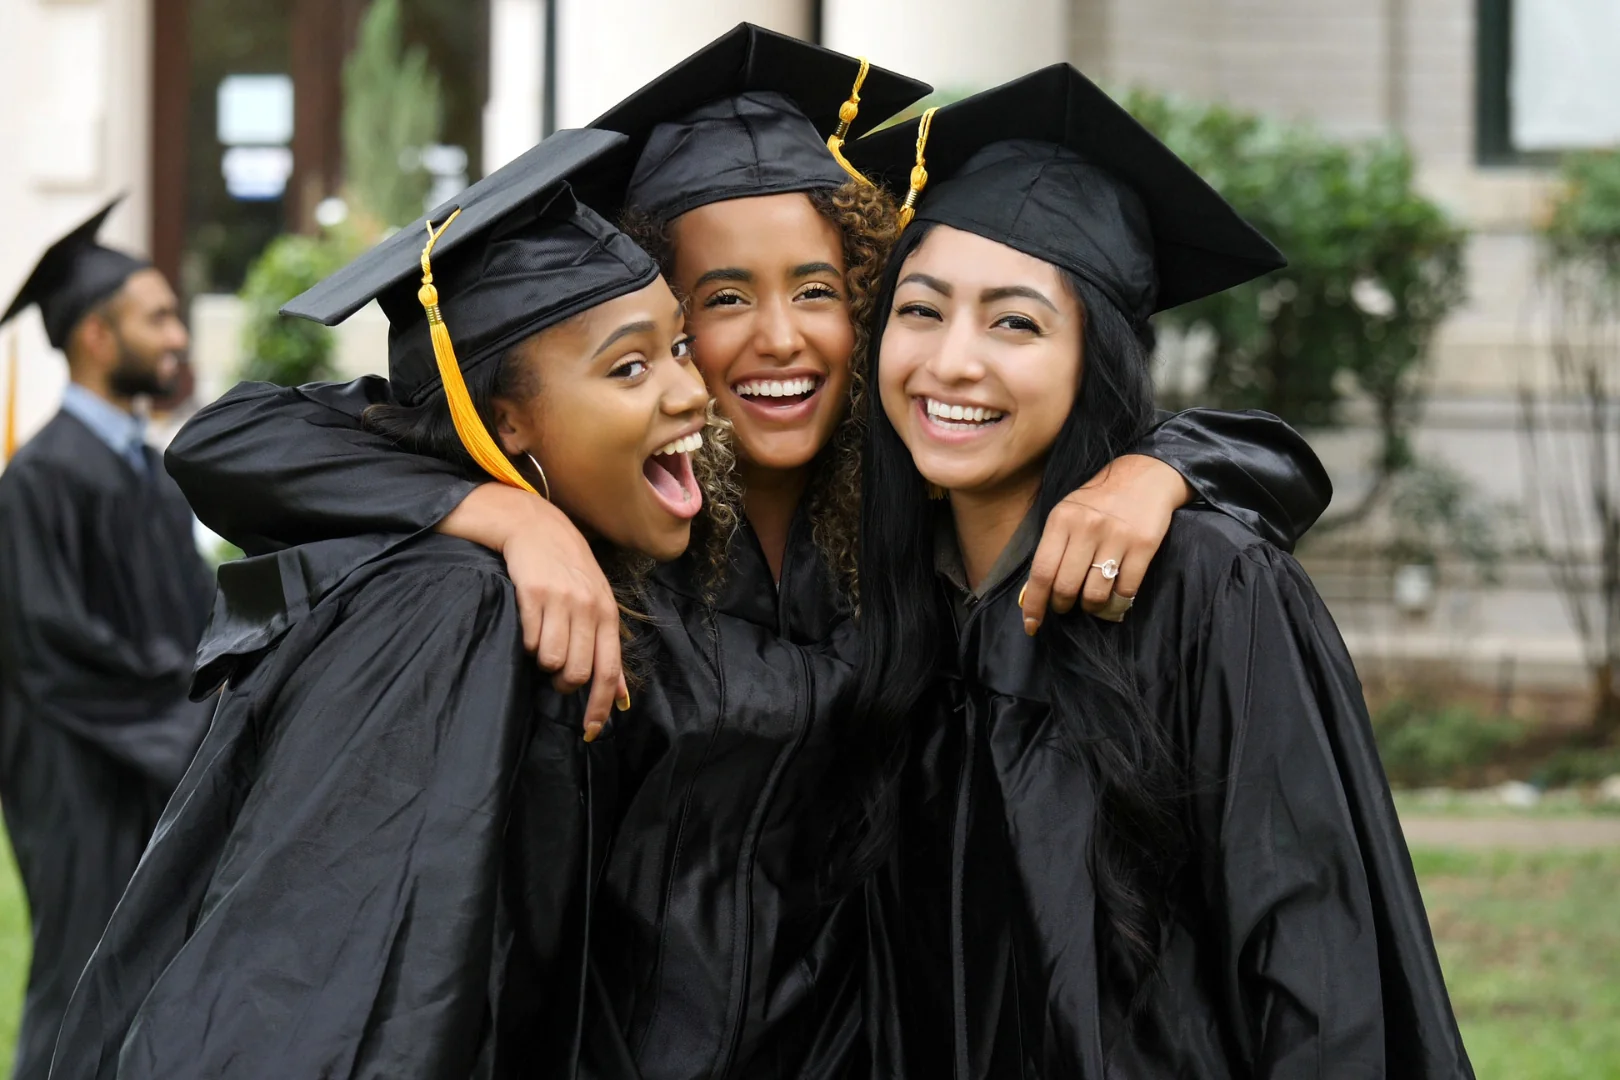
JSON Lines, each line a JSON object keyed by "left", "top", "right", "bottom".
{"left": 1092, "top": 559, "right": 1120, "bottom": 581}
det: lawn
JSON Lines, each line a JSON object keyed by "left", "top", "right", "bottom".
{"left": 0, "top": 839, "right": 1610, "bottom": 1076}
{"left": 1413, "top": 845, "right": 1620, "bottom": 1079}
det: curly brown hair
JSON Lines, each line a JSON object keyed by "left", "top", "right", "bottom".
{"left": 622, "top": 179, "right": 899, "bottom": 604}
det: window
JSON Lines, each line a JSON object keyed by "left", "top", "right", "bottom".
{"left": 1478, "top": 0, "right": 1620, "bottom": 164}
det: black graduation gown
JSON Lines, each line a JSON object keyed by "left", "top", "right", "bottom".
{"left": 884, "top": 509, "right": 1473, "bottom": 1079}
{"left": 50, "top": 534, "right": 591, "bottom": 1080}
{"left": 0, "top": 411, "right": 214, "bottom": 1080}
{"left": 141, "top": 378, "right": 1330, "bottom": 1078}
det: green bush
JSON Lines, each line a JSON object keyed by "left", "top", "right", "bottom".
{"left": 237, "top": 234, "right": 352, "bottom": 386}
{"left": 1544, "top": 150, "right": 1620, "bottom": 280}
{"left": 342, "top": 0, "right": 443, "bottom": 229}
{"left": 1531, "top": 746, "right": 1620, "bottom": 789}
{"left": 1372, "top": 699, "right": 1528, "bottom": 788}
{"left": 1122, "top": 90, "right": 1468, "bottom": 505}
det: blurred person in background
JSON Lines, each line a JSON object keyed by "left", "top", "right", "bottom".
{"left": 0, "top": 198, "right": 214, "bottom": 1080}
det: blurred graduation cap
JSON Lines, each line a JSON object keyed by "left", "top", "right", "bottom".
{"left": 847, "top": 64, "right": 1285, "bottom": 322}
{"left": 282, "top": 127, "right": 659, "bottom": 494}
{"left": 2, "top": 197, "right": 151, "bottom": 351}
{"left": 582, "top": 22, "right": 932, "bottom": 223}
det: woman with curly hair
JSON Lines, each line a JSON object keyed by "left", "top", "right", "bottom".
{"left": 162, "top": 27, "right": 1331, "bottom": 1079}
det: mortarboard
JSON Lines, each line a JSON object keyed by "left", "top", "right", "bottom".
{"left": 282, "top": 126, "right": 660, "bottom": 493}
{"left": 847, "top": 64, "right": 1286, "bottom": 323}
{"left": 582, "top": 22, "right": 932, "bottom": 224}
{"left": 2, "top": 197, "right": 151, "bottom": 351}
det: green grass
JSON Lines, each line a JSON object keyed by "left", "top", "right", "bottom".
{"left": 0, "top": 838, "right": 1609, "bottom": 1075}
{"left": 0, "top": 835, "right": 27, "bottom": 1076}
{"left": 1412, "top": 846, "right": 1620, "bottom": 1079}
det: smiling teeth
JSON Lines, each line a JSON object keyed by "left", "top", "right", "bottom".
{"left": 734, "top": 377, "right": 818, "bottom": 398}
{"left": 925, "top": 398, "right": 1004, "bottom": 423}
{"left": 655, "top": 432, "right": 703, "bottom": 457}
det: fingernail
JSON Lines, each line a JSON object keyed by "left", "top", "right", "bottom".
{"left": 1017, "top": 584, "right": 1027, "bottom": 609}
{"left": 1024, "top": 617, "right": 1039, "bottom": 637}
{"left": 616, "top": 691, "right": 631, "bottom": 713}
{"left": 583, "top": 721, "right": 602, "bottom": 743}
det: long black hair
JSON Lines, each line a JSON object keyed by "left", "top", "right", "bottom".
{"left": 836, "top": 222, "right": 1185, "bottom": 998}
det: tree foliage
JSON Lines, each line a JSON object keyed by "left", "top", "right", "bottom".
{"left": 237, "top": 234, "right": 350, "bottom": 386}
{"left": 1522, "top": 148, "right": 1620, "bottom": 741}
{"left": 1124, "top": 90, "right": 1469, "bottom": 523}
{"left": 342, "top": 0, "right": 443, "bottom": 229}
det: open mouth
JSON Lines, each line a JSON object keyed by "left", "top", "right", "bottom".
{"left": 921, "top": 397, "right": 1006, "bottom": 431}
{"left": 732, "top": 376, "right": 824, "bottom": 410}
{"left": 643, "top": 431, "right": 705, "bottom": 521}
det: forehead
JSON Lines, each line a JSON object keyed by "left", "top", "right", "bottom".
{"left": 536, "top": 276, "right": 679, "bottom": 354}
{"left": 902, "top": 225, "right": 1067, "bottom": 293}
{"left": 117, "top": 267, "right": 178, "bottom": 310}
{"left": 671, "top": 192, "right": 844, "bottom": 267}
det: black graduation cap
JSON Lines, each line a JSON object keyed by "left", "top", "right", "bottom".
{"left": 583, "top": 22, "right": 931, "bottom": 224}
{"left": 282, "top": 127, "right": 660, "bottom": 410}
{"left": 847, "top": 64, "right": 1285, "bottom": 322}
{"left": 2, "top": 196, "right": 151, "bottom": 350}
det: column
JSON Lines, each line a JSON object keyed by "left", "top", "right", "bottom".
{"left": 483, "top": 0, "right": 546, "bottom": 174}
{"left": 553, "top": 0, "right": 812, "bottom": 129}
{"left": 821, "top": 0, "right": 1068, "bottom": 95}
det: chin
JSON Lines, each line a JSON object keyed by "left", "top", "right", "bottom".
{"left": 738, "top": 434, "right": 827, "bottom": 473}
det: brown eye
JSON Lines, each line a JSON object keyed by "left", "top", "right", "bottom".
{"left": 610, "top": 358, "right": 649, "bottom": 380}
{"left": 672, "top": 336, "right": 696, "bottom": 361}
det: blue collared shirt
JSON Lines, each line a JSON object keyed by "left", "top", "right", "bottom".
{"left": 60, "top": 383, "right": 149, "bottom": 475}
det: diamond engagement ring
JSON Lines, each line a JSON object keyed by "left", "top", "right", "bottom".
{"left": 1092, "top": 559, "right": 1120, "bottom": 580}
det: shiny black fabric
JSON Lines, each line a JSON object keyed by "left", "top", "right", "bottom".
{"left": 51, "top": 536, "right": 572, "bottom": 1079}
{"left": 1, "top": 198, "right": 150, "bottom": 350}
{"left": 848, "top": 65, "right": 1286, "bottom": 318}
{"left": 0, "top": 412, "right": 213, "bottom": 1080}
{"left": 880, "top": 509, "right": 1473, "bottom": 1079}
{"left": 134, "top": 379, "right": 1332, "bottom": 1076}
{"left": 279, "top": 130, "right": 658, "bottom": 407}
{"left": 625, "top": 92, "right": 850, "bottom": 224}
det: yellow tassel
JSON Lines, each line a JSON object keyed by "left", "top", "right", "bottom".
{"left": 826, "top": 58, "right": 875, "bottom": 187}
{"left": 4, "top": 333, "right": 17, "bottom": 464}
{"left": 896, "top": 106, "right": 938, "bottom": 232}
{"left": 418, "top": 211, "right": 542, "bottom": 497}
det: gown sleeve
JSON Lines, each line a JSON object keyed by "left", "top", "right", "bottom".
{"left": 0, "top": 462, "right": 207, "bottom": 786}
{"left": 52, "top": 553, "right": 543, "bottom": 1080}
{"left": 165, "top": 376, "right": 478, "bottom": 554}
{"left": 1133, "top": 408, "right": 1333, "bottom": 552}
{"left": 1175, "top": 534, "right": 1471, "bottom": 1078}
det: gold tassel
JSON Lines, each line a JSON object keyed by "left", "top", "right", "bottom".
{"left": 826, "top": 58, "right": 875, "bottom": 187}
{"left": 4, "top": 333, "right": 17, "bottom": 464}
{"left": 418, "top": 211, "right": 543, "bottom": 497}
{"left": 896, "top": 106, "right": 939, "bottom": 232}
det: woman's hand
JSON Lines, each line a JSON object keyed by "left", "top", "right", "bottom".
{"left": 1019, "top": 455, "right": 1194, "bottom": 632}
{"left": 437, "top": 484, "right": 627, "bottom": 739}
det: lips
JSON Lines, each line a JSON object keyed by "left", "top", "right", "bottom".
{"left": 643, "top": 431, "right": 704, "bottom": 520}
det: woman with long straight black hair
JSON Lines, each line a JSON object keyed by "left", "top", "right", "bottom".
{"left": 842, "top": 67, "right": 1474, "bottom": 1078}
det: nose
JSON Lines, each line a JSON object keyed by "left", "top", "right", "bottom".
{"left": 168, "top": 316, "right": 191, "bottom": 354}
{"left": 925, "top": 316, "right": 987, "bottom": 385}
{"left": 752, "top": 293, "right": 806, "bottom": 362}
{"left": 660, "top": 356, "right": 711, "bottom": 418}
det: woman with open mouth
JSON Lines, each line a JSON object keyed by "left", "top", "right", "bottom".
{"left": 51, "top": 131, "right": 717, "bottom": 1078}
{"left": 845, "top": 67, "right": 1472, "bottom": 1079}
{"left": 155, "top": 27, "right": 1333, "bottom": 1080}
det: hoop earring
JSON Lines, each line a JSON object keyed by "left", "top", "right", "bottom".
{"left": 524, "top": 453, "right": 552, "bottom": 501}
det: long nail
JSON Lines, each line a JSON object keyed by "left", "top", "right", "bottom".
{"left": 616, "top": 690, "right": 631, "bottom": 713}
{"left": 1024, "top": 617, "right": 1039, "bottom": 637}
{"left": 583, "top": 721, "right": 603, "bottom": 743}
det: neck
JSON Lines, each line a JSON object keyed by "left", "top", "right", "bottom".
{"left": 69, "top": 371, "right": 135, "bottom": 415}
{"left": 739, "top": 459, "right": 813, "bottom": 584}
{"left": 949, "top": 475, "right": 1041, "bottom": 591}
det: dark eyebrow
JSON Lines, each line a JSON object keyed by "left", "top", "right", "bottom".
{"left": 898, "top": 272, "right": 953, "bottom": 296}
{"left": 791, "top": 261, "right": 840, "bottom": 279}
{"left": 592, "top": 320, "right": 657, "bottom": 359}
{"left": 693, "top": 267, "right": 752, "bottom": 289}
{"left": 980, "top": 285, "right": 1059, "bottom": 313}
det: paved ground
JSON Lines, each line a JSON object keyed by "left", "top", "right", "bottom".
{"left": 1401, "top": 815, "right": 1620, "bottom": 848}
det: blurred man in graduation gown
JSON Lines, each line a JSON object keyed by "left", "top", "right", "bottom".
{"left": 0, "top": 198, "right": 214, "bottom": 1080}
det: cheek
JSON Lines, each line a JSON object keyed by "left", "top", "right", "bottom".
{"left": 1009, "top": 352, "right": 1080, "bottom": 448}
{"left": 876, "top": 330, "right": 920, "bottom": 427}
{"left": 808, "top": 312, "right": 856, "bottom": 386}
{"left": 688, "top": 315, "right": 749, "bottom": 390}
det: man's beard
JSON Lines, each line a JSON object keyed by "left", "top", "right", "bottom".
{"left": 107, "top": 341, "right": 179, "bottom": 399}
